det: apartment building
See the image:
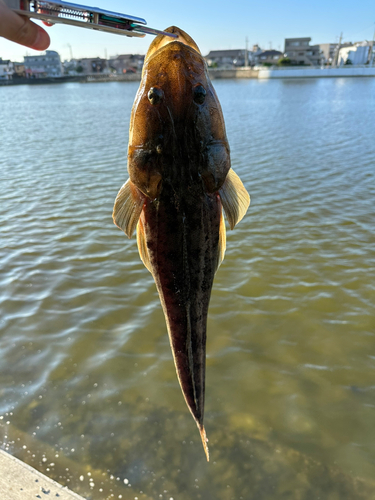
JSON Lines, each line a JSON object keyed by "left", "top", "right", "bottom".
{"left": 24, "top": 50, "right": 62, "bottom": 78}
{"left": 284, "top": 38, "right": 322, "bottom": 66}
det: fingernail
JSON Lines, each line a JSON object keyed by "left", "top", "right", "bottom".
{"left": 30, "top": 26, "right": 50, "bottom": 51}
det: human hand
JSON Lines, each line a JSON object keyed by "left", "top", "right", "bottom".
{"left": 0, "top": 0, "right": 50, "bottom": 50}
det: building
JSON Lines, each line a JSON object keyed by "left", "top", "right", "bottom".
{"left": 62, "top": 59, "right": 79, "bottom": 75}
{"left": 255, "top": 50, "right": 283, "bottom": 66}
{"left": 13, "top": 62, "right": 25, "bottom": 78}
{"left": 75, "top": 57, "right": 109, "bottom": 74}
{"left": 318, "top": 43, "right": 337, "bottom": 64}
{"left": 248, "top": 44, "right": 264, "bottom": 65}
{"left": 109, "top": 54, "right": 144, "bottom": 74}
{"left": 337, "top": 42, "right": 373, "bottom": 65}
{"left": 0, "top": 58, "right": 14, "bottom": 80}
{"left": 205, "top": 49, "right": 248, "bottom": 68}
{"left": 24, "top": 50, "right": 62, "bottom": 78}
{"left": 284, "top": 38, "right": 322, "bottom": 66}
{"left": 319, "top": 42, "right": 352, "bottom": 65}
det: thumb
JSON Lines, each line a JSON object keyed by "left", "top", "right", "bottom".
{"left": 0, "top": 3, "right": 50, "bottom": 50}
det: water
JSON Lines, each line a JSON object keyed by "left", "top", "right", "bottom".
{"left": 0, "top": 78, "right": 374, "bottom": 499}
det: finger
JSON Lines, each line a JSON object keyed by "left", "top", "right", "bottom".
{"left": 0, "top": 5, "right": 50, "bottom": 50}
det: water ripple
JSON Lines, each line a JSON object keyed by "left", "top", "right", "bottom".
{"left": 0, "top": 79, "right": 375, "bottom": 497}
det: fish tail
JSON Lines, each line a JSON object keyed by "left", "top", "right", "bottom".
{"left": 198, "top": 423, "right": 210, "bottom": 462}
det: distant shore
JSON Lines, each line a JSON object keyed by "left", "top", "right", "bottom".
{"left": 0, "top": 73, "right": 139, "bottom": 86}
{"left": 258, "top": 65, "right": 375, "bottom": 79}
{"left": 1, "top": 65, "right": 375, "bottom": 86}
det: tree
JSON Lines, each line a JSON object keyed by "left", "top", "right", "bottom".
{"left": 277, "top": 57, "right": 291, "bottom": 66}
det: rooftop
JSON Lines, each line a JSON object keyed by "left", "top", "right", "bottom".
{"left": 259, "top": 50, "right": 283, "bottom": 56}
{"left": 205, "top": 49, "right": 245, "bottom": 58}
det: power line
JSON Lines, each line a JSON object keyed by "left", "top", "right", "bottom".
{"left": 342, "top": 22, "right": 375, "bottom": 42}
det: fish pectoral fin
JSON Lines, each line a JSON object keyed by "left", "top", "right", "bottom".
{"left": 217, "top": 208, "right": 226, "bottom": 272}
{"left": 113, "top": 179, "right": 145, "bottom": 238}
{"left": 219, "top": 169, "right": 250, "bottom": 230}
{"left": 136, "top": 217, "right": 152, "bottom": 273}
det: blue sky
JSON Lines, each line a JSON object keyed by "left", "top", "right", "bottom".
{"left": 1, "top": 0, "right": 374, "bottom": 61}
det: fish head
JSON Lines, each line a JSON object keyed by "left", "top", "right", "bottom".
{"left": 127, "top": 26, "right": 230, "bottom": 199}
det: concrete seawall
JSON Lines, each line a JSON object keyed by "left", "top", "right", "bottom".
{"left": 258, "top": 66, "right": 375, "bottom": 79}
{"left": 208, "top": 68, "right": 258, "bottom": 79}
{"left": 2, "top": 66, "right": 375, "bottom": 86}
{"left": 0, "top": 449, "right": 86, "bottom": 500}
{"left": 86, "top": 68, "right": 260, "bottom": 81}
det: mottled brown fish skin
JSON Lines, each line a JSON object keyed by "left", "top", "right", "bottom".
{"left": 128, "top": 27, "right": 230, "bottom": 459}
{"left": 140, "top": 185, "right": 221, "bottom": 432}
{"left": 112, "top": 26, "right": 250, "bottom": 461}
{"left": 128, "top": 30, "right": 230, "bottom": 202}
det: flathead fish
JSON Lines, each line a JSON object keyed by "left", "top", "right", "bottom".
{"left": 113, "top": 26, "right": 250, "bottom": 461}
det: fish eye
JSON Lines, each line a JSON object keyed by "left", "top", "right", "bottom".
{"left": 148, "top": 87, "right": 163, "bottom": 105}
{"left": 193, "top": 85, "right": 206, "bottom": 104}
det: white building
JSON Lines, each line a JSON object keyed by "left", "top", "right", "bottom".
{"left": 338, "top": 43, "right": 373, "bottom": 66}
{"left": 24, "top": 50, "right": 63, "bottom": 78}
{"left": 0, "top": 58, "right": 14, "bottom": 80}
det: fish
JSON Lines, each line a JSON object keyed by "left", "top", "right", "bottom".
{"left": 113, "top": 26, "right": 250, "bottom": 461}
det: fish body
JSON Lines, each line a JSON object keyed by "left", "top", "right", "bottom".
{"left": 113, "top": 26, "right": 250, "bottom": 460}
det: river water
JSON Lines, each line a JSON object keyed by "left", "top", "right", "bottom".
{"left": 0, "top": 77, "right": 374, "bottom": 500}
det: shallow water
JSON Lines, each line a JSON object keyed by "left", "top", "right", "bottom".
{"left": 0, "top": 78, "right": 375, "bottom": 499}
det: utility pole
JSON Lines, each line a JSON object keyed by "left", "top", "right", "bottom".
{"left": 366, "top": 25, "right": 375, "bottom": 65}
{"left": 67, "top": 43, "right": 73, "bottom": 60}
{"left": 245, "top": 37, "right": 249, "bottom": 67}
{"left": 333, "top": 32, "right": 342, "bottom": 67}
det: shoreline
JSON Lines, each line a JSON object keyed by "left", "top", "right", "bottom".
{"left": 0, "top": 449, "right": 86, "bottom": 500}
{"left": 1, "top": 65, "right": 375, "bottom": 86}
{"left": 257, "top": 65, "right": 375, "bottom": 79}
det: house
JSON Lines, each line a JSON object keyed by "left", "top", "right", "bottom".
{"left": 284, "top": 38, "right": 322, "bottom": 66}
{"left": 318, "top": 43, "right": 337, "bottom": 64}
{"left": 13, "top": 62, "right": 25, "bottom": 78}
{"left": 24, "top": 50, "right": 62, "bottom": 78}
{"left": 62, "top": 59, "right": 79, "bottom": 75}
{"left": 255, "top": 50, "right": 283, "bottom": 66}
{"left": 75, "top": 57, "right": 109, "bottom": 75}
{"left": 109, "top": 54, "right": 144, "bottom": 74}
{"left": 249, "top": 44, "right": 263, "bottom": 65}
{"left": 319, "top": 42, "right": 352, "bottom": 65}
{"left": 205, "top": 49, "right": 248, "bottom": 68}
{"left": 0, "top": 58, "right": 14, "bottom": 80}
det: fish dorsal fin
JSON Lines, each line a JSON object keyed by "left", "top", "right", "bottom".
{"left": 219, "top": 169, "right": 250, "bottom": 230}
{"left": 113, "top": 179, "right": 145, "bottom": 238}
{"left": 136, "top": 217, "right": 152, "bottom": 273}
{"left": 216, "top": 208, "right": 226, "bottom": 272}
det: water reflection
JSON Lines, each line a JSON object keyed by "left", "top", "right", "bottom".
{"left": 3, "top": 397, "right": 375, "bottom": 500}
{"left": 0, "top": 78, "right": 375, "bottom": 499}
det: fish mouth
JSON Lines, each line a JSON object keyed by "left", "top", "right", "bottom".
{"left": 144, "top": 26, "right": 202, "bottom": 65}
